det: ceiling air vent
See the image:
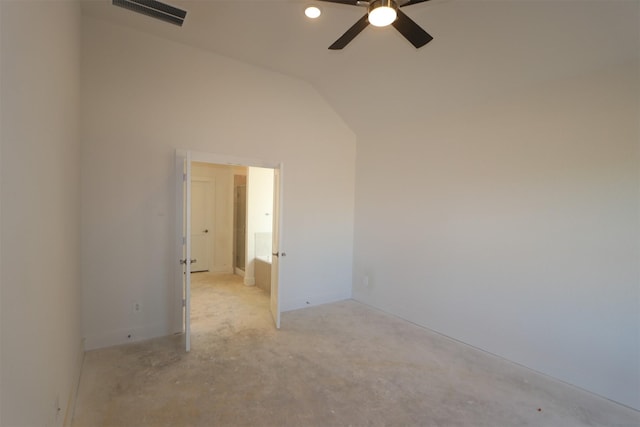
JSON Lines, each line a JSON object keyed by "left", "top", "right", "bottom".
{"left": 113, "top": 0, "right": 187, "bottom": 26}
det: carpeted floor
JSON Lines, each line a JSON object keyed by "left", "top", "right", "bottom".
{"left": 71, "top": 273, "right": 639, "bottom": 426}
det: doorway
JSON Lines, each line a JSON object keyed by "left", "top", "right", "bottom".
{"left": 175, "top": 150, "right": 284, "bottom": 352}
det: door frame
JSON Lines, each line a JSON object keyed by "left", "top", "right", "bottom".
{"left": 173, "top": 150, "right": 284, "bottom": 337}
{"left": 232, "top": 176, "right": 247, "bottom": 276}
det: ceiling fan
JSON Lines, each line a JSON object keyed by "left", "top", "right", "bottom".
{"left": 318, "top": 0, "right": 433, "bottom": 50}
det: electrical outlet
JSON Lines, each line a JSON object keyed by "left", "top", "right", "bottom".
{"left": 133, "top": 302, "right": 142, "bottom": 313}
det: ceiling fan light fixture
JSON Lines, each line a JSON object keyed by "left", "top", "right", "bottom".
{"left": 368, "top": 0, "right": 397, "bottom": 27}
{"left": 305, "top": 6, "right": 321, "bottom": 19}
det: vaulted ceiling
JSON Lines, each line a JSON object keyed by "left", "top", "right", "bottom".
{"left": 82, "top": 0, "right": 639, "bottom": 133}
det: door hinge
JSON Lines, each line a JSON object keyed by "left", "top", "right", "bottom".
{"left": 182, "top": 298, "right": 186, "bottom": 307}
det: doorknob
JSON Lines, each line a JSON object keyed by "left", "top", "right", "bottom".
{"left": 179, "top": 259, "right": 198, "bottom": 264}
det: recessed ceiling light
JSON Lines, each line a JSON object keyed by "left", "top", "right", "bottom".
{"left": 305, "top": 6, "right": 321, "bottom": 19}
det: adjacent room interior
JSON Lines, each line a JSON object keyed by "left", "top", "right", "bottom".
{"left": 1, "top": 0, "right": 639, "bottom": 425}
{"left": 188, "top": 161, "right": 276, "bottom": 338}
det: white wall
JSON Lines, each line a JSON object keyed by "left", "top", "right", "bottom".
{"left": 1, "top": 1, "right": 83, "bottom": 425}
{"left": 245, "top": 167, "right": 274, "bottom": 285}
{"left": 352, "top": 60, "right": 640, "bottom": 409}
{"left": 81, "top": 17, "right": 356, "bottom": 349}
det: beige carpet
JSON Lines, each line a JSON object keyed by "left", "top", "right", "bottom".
{"left": 72, "top": 273, "right": 639, "bottom": 426}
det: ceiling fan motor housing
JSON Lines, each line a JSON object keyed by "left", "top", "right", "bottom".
{"left": 369, "top": 0, "right": 397, "bottom": 13}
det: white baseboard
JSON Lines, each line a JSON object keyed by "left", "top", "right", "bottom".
{"left": 282, "top": 291, "right": 352, "bottom": 312}
{"left": 235, "top": 267, "right": 245, "bottom": 277}
{"left": 244, "top": 276, "right": 255, "bottom": 286}
{"left": 83, "top": 322, "right": 169, "bottom": 351}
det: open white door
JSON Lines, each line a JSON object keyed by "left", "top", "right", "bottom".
{"left": 270, "top": 166, "right": 283, "bottom": 328}
{"left": 176, "top": 150, "right": 193, "bottom": 352}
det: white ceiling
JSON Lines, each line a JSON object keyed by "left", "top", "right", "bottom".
{"left": 82, "top": 0, "right": 639, "bottom": 133}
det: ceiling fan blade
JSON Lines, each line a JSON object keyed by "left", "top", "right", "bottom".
{"left": 329, "top": 14, "right": 369, "bottom": 50}
{"left": 392, "top": 9, "right": 433, "bottom": 48}
{"left": 400, "top": 0, "right": 432, "bottom": 7}
{"left": 317, "top": 0, "right": 361, "bottom": 5}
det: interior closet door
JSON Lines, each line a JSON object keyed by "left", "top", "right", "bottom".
{"left": 190, "top": 180, "right": 212, "bottom": 272}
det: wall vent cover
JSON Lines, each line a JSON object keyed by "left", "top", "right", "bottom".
{"left": 113, "top": 0, "right": 187, "bottom": 26}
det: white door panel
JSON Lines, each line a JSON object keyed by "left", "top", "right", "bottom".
{"left": 176, "top": 149, "right": 192, "bottom": 352}
{"left": 270, "top": 166, "right": 282, "bottom": 329}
